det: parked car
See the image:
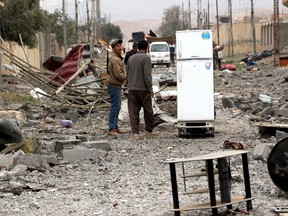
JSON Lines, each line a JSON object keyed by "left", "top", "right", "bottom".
{"left": 148, "top": 42, "right": 171, "bottom": 68}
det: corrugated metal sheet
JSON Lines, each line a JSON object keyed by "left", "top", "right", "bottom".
{"left": 49, "top": 44, "right": 86, "bottom": 85}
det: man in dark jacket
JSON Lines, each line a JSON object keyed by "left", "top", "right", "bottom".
{"left": 126, "top": 40, "right": 155, "bottom": 140}
{"left": 124, "top": 42, "right": 138, "bottom": 65}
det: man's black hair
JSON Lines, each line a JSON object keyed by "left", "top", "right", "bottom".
{"left": 138, "top": 40, "right": 148, "bottom": 50}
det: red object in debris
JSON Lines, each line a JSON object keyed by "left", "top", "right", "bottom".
{"left": 221, "top": 64, "right": 236, "bottom": 71}
{"left": 49, "top": 44, "right": 86, "bottom": 85}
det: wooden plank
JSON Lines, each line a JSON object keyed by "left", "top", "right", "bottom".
{"left": 169, "top": 195, "right": 253, "bottom": 211}
{"left": 166, "top": 150, "right": 250, "bottom": 164}
{"left": 255, "top": 122, "right": 288, "bottom": 129}
{"left": 55, "top": 59, "right": 91, "bottom": 95}
{"left": 1, "top": 143, "right": 23, "bottom": 154}
{"left": 279, "top": 214, "right": 288, "bottom": 216}
{"left": 183, "top": 186, "right": 220, "bottom": 195}
{"left": 181, "top": 170, "right": 218, "bottom": 178}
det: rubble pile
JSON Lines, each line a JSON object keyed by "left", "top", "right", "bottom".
{"left": 0, "top": 44, "right": 109, "bottom": 110}
{"left": 0, "top": 46, "right": 288, "bottom": 215}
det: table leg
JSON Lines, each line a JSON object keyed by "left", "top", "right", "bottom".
{"left": 242, "top": 153, "right": 253, "bottom": 211}
{"left": 206, "top": 159, "right": 218, "bottom": 216}
{"left": 169, "top": 163, "right": 180, "bottom": 216}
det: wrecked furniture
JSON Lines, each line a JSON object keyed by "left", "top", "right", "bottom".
{"left": 165, "top": 150, "right": 252, "bottom": 216}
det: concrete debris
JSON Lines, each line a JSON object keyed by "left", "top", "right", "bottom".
{"left": 252, "top": 143, "right": 272, "bottom": 160}
{"left": 0, "top": 42, "right": 287, "bottom": 215}
{"left": 58, "top": 148, "right": 99, "bottom": 162}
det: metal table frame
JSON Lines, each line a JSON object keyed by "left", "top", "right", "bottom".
{"left": 166, "top": 150, "right": 253, "bottom": 216}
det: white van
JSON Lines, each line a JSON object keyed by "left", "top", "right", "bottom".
{"left": 149, "top": 42, "right": 171, "bottom": 68}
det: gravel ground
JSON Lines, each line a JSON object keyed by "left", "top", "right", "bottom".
{"left": 0, "top": 62, "right": 288, "bottom": 216}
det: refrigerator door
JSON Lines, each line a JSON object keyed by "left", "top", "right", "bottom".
{"left": 176, "top": 30, "right": 213, "bottom": 60}
{"left": 177, "top": 60, "right": 214, "bottom": 121}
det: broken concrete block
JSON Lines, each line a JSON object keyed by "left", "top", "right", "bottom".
{"left": 278, "top": 105, "right": 288, "bottom": 117}
{"left": 82, "top": 141, "right": 111, "bottom": 151}
{"left": 0, "top": 154, "right": 14, "bottom": 169}
{"left": 276, "top": 130, "right": 288, "bottom": 141}
{"left": 58, "top": 148, "right": 99, "bottom": 162}
{"left": 43, "top": 155, "right": 58, "bottom": 166}
{"left": 54, "top": 139, "right": 82, "bottom": 153}
{"left": 10, "top": 164, "right": 27, "bottom": 175}
{"left": 252, "top": 143, "right": 272, "bottom": 160}
{"left": 10, "top": 150, "right": 25, "bottom": 170}
{"left": 13, "top": 154, "right": 50, "bottom": 170}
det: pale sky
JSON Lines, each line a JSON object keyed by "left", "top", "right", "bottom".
{"left": 40, "top": 0, "right": 285, "bottom": 23}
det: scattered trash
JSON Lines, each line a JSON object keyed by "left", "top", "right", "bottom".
{"left": 259, "top": 94, "right": 272, "bottom": 103}
{"left": 223, "top": 140, "right": 245, "bottom": 150}
{"left": 221, "top": 64, "right": 236, "bottom": 71}
{"left": 60, "top": 120, "right": 73, "bottom": 127}
{"left": 30, "top": 87, "right": 48, "bottom": 99}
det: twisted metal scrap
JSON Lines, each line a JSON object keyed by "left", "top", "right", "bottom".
{"left": 0, "top": 44, "right": 110, "bottom": 111}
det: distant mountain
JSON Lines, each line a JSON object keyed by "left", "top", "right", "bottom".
{"left": 113, "top": 19, "right": 161, "bottom": 49}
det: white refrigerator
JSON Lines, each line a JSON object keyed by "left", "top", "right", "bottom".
{"left": 176, "top": 30, "right": 214, "bottom": 136}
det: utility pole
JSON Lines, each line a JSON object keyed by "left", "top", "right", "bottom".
{"left": 274, "top": 0, "right": 280, "bottom": 66}
{"left": 0, "top": 1, "right": 4, "bottom": 84}
{"left": 251, "top": 0, "right": 256, "bottom": 54}
{"left": 197, "top": 0, "right": 203, "bottom": 29}
{"left": 207, "top": 0, "right": 210, "bottom": 29}
{"left": 197, "top": 0, "right": 200, "bottom": 29}
{"left": 75, "top": 0, "right": 79, "bottom": 43}
{"left": 228, "top": 0, "right": 234, "bottom": 57}
{"left": 182, "top": 2, "right": 185, "bottom": 29}
{"left": 86, "top": 0, "right": 90, "bottom": 43}
{"left": 199, "top": 0, "right": 203, "bottom": 29}
{"left": 203, "top": 9, "right": 206, "bottom": 29}
{"left": 96, "top": 0, "right": 101, "bottom": 39}
{"left": 188, "top": 0, "right": 191, "bottom": 29}
{"left": 216, "top": 0, "right": 220, "bottom": 44}
{"left": 63, "top": 0, "right": 67, "bottom": 55}
{"left": 90, "top": 0, "right": 96, "bottom": 60}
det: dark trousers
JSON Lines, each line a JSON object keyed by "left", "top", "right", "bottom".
{"left": 170, "top": 54, "right": 175, "bottom": 64}
{"left": 128, "top": 90, "right": 154, "bottom": 134}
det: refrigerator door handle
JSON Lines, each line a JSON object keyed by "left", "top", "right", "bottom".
{"left": 177, "top": 40, "right": 181, "bottom": 58}
{"left": 179, "top": 63, "right": 182, "bottom": 83}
